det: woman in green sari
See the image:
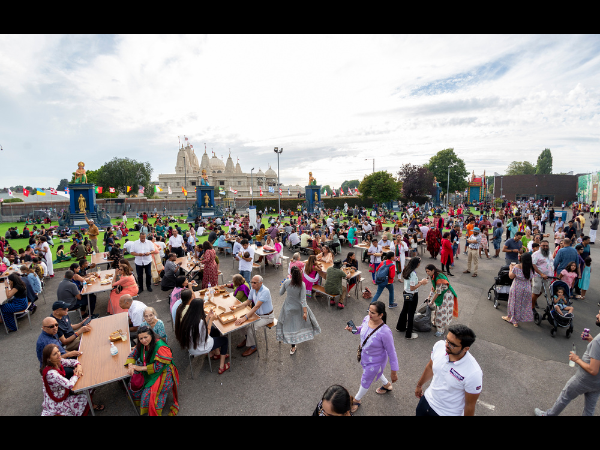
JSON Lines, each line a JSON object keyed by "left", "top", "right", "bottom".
{"left": 424, "top": 264, "right": 459, "bottom": 337}
{"left": 125, "top": 326, "right": 180, "bottom": 416}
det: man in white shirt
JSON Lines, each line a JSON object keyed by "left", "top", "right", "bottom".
{"left": 362, "top": 221, "right": 372, "bottom": 241}
{"left": 168, "top": 229, "right": 185, "bottom": 258}
{"left": 288, "top": 229, "right": 301, "bottom": 248}
{"left": 232, "top": 237, "right": 243, "bottom": 261}
{"left": 415, "top": 324, "right": 482, "bottom": 416}
{"left": 130, "top": 232, "right": 158, "bottom": 292}
{"left": 237, "top": 239, "right": 254, "bottom": 284}
{"left": 196, "top": 225, "right": 205, "bottom": 236}
{"left": 123, "top": 239, "right": 134, "bottom": 255}
{"left": 531, "top": 240, "right": 553, "bottom": 309}
{"left": 119, "top": 294, "right": 148, "bottom": 344}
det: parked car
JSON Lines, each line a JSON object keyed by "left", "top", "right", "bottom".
{"left": 19, "top": 210, "right": 52, "bottom": 222}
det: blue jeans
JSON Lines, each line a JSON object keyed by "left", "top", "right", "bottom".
{"left": 452, "top": 243, "right": 458, "bottom": 257}
{"left": 240, "top": 270, "right": 251, "bottom": 284}
{"left": 371, "top": 283, "right": 394, "bottom": 306}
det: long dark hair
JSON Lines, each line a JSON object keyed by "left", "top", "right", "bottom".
{"left": 320, "top": 385, "right": 352, "bottom": 415}
{"left": 402, "top": 256, "right": 421, "bottom": 279}
{"left": 135, "top": 326, "right": 157, "bottom": 360}
{"left": 521, "top": 252, "right": 533, "bottom": 279}
{"left": 8, "top": 273, "right": 26, "bottom": 292}
{"left": 425, "top": 264, "right": 441, "bottom": 281}
{"left": 40, "top": 343, "right": 59, "bottom": 375}
{"left": 178, "top": 299, "right": 208, "bottom": 350}
{"left": 290, "top": 266, "right": 302, "bottom": 288}
{"left": 174, "top": 289, "right": 194, "bottom": 340}
{"left": 371, "top": 300, "right": 387, "bottom": 324}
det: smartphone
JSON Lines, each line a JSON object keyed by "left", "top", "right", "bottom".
{"left": 81, "top": 316, "right": 93, "bottom": 326}
{"left": 347, "top": 320, "right": 357, "bottom": 333}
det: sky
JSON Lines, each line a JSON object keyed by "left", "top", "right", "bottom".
{"left": 1, "top": 34, "right": 599, "bottom": 190}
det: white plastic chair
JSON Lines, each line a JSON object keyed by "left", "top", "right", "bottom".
{"left": 188, "top": 350, "right": 213, "bottom": 379}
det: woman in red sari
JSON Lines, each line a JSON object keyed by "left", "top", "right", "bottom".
{"left": 426, "top": 226, "right": 442, "bottom": 259}
{"left": 200, "top": 241, "right": 218, "bottom": 288}
{"left": 439, "top": 232, "right": 454, "bottom": 276}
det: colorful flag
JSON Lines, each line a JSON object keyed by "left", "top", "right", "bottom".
{"left": 127, "top": 186, "right": 132, "bottom": 193}
{"left": 0, "top": 198, "right": 3, "bottom": 203}
{"left": 64, "top": 187, "right": 69, "bottom": 194}
{"left": 259, "top": 188, "right": 263, "bottom": 197}
{"left": 323, "top": 190, "right": 327, "bottom": 196}
{"left": 332, "top": 188, "right": 336, "bottom": 196}
{"left": 229, "top": 187, "right": 238, "bottom": 194}
{"left": 354, "top": 187, "right": 359, "bottom": 194}
{"left": 154, "top": 185, "right": 162, "bottom": 193}
{"left": 268, "top": 186, "right": 274, "bottom": 194}
{"left": 288, "top": 188, "right": 290, "bottom": 196}
{"left": 182, "top": 187, "right": 188, "bottom": 196}
{"left": 50, "top": 188, "right": 57, "bottom": 195}
{"left": 250, "top": 187, "right": 253, "bottom": 196}
{"left": 7, "top": 188, "right": 13, "bottom": 197}
{"left": 168, "top": 186, "right": 172, "bottom": 195}
{"left": 279, "top": 188, "right": 282, "bottom": 196}
{"left": 94, "top": 186, "right": 102, "bottom": 194}
{"left": 36, "top": 188, "right": 46, "bottom": 196}
{"left": 109, "top": 187, "right": 116, "bottom": 193}
{"left": 138, "top": 186, "right": 145, "bottom": 194}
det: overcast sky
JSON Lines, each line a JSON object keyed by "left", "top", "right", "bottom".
{"left": 1, "top": 34, "right": 599, "bottom": 189}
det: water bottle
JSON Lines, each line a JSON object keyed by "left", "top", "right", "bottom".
{"left": 569, "top": 343, "right": 576, "bottom": 367}
{"left": 92, "top": 250, "right": 96, "bottom": 255}
{"left": 110, "top": 342, "right": 118, "bottom": 356}
{"left": 208, "top": 283, "right": 213, "bottom": 298}
{"left": 82, "top": 280, "right": 87, "bottom": 293}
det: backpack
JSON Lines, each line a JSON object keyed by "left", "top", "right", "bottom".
{"left": 375, "top": 262, "right": 391, "bottom": 285}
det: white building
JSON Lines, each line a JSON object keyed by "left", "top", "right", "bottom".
{"left": 156, "top": 144, "right": 304, "bottom": 198}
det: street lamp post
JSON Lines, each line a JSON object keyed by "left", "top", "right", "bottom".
{"left": 251, "top": 168, "right": 254, "bottom": 206}
{"left": 446, "top": 163, "right": 456, "bottom": 208}
{"left": 365, "top": 158, "right": 375, "bottom": 173}
{"left": 183, "top": 155, "right": 187, "bottom": 211}
{"left": 274, "top": 147, "right": 283, "bottom": 214}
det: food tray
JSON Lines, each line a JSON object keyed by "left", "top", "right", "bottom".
{"left": 218, "top": 311, "right": 237, "bottom": 325}
{"left": 109, "top": 329, "right": 127, "bottom": 342}
{"left": 222, "top": 293, "right": 230, "bottom": 298}
{"left": 203, "top": 300, "right": 217, "bottom": 313}
{"left": 231, "top": 302, "right": 246, "bottom": 312}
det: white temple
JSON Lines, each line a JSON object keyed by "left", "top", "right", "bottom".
{"left": 156, "top": 144, "right": 304, "bottom": 198}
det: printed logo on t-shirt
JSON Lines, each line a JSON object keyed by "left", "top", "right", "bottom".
{"left": 476, "top": 385, "right": 481, "bottom": 390}
{"left": 449, "top": 368, "right": 464, "bottom": 381}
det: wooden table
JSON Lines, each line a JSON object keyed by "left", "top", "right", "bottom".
{"left": 0, "top": 262, "right": 31, "bottom": 280}
{"left": 0, "top": 283, "right": 8, "bottom": 305}
{"left": 83, "top": 269, "right": 116, "bottom": 295}
{"left": 175, "top": 256, "right": 205, "bottom": 274}
{"left": 301, "top": 260, "right": 361, "bottom": 296}
{"left": 194, "top": 288, "right": 261, "bottom": 369}
{"left": 91, "top": 253, "right": 113, "bottom": 271}
{"left": 251, "top": 244, "right": 277, "bottom": 274}
{"left": 72, "top": 312, "right": 138, "bottom": 416}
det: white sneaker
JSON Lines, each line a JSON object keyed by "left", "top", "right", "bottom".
{"left": 406, "top": 333, "right": 418, "bottom": 340}
{"left": 534, "top": 408, "right": 547, "bottom": 416}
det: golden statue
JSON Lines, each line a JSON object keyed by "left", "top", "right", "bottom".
{"left": 314, "top": 192, "right": 318, "bottom": 202}
{"left": 204, "top": 193, "right": 210, "bottom": 207}
{"left": 74, "top": 161, "right": 87, "bottom": 184}
{"left": 78, "top": 194, "right": 87, "bottom": 213}
{"left": 308, "top": 172, "right": 316, "bottom": 186}
{"left": 201, "top": 169, "right": 210, "bottom": 186}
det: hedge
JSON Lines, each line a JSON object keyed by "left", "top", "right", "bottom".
{"left": 1, "top": 198, "right": 24, "bottom": 203}
{"left": 246, "top": 197, "right": 377, "bottom": 212}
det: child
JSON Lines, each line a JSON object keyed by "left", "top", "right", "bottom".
{"left": 559, "top": 261, "right": 578, "bottom": 291}
{"left": 578, "top": 256, "right": 591, "bottom": 300}
{"left": 554, "top": 226, "right": 565, "bottom": 249}
{"left": 576, "top": 232, "right": 584, "bottom": 245}
{"left": 410, "top": 235, "right": 418, "bottom": 257}
{"left": 553, "top": 287, "right": 573, "bottom": 316}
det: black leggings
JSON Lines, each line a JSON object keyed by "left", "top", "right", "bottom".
{"left": 396, "top": 292, "right": 418, "bottom": 338}
{"left": 442, "top": 261, "right": 451, "bottom": 273}
{"left": 209, "top": 325, "right": 228, "bottom": 354}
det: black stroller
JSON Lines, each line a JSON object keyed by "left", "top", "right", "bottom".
{"left": 534, "top": 279, "right": 574, "bottom": 338}
{"left": 487, "top": 265, "right": 513, "bottom": 309}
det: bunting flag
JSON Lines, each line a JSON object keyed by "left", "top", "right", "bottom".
{"left": 354, "top": 187, "right": 359, "bottom": 194}
{"left": 182, "top": 187, "right": 188, "bottom": 196}
{"left": 64, "top": 187, "right": 69, "bottom": 195}
{"left": 109, "top": 187, "right": 116, "bottom": 193}
{"left": 340, "top": 187, "right": 344, "bottom": 195}
{"left": 332, "top": 188, "right": 336, "bottom": 196}
{"left": 127, "top": 186, "right": 132, "bottom": 193}
{"left": 279, "top": 188, "right": 282, "bottom": 196}
{"left": 94, "top": 186, "right": 103, "bottom": 194}
{"left": 323, "top": 190, "right": 328, "bottom": 196}
{"left": 259, "top": 188, "right": 263, "bottom": 197}
{"left": 168, "top": 186, "right": 172, "bottom": 195}
{"left": 268, "top": 186, "right": 274, "bottom": 194}
{"left": 50, "top": 188, "right": 57, "bottom": 195}
{"left": 154, "top": 185, "right": 162, "bottom": 193}
{"left": 229, "top": 187, "right": 238, "bottom": 194}
{"left": 249, "top": 187, "right": 253, "bottom": 196}
{"left": 36, "top": 188, "right": 46, "bottom": 196}
{"left": 7, "top": 188, "right": 13, "bottom": 197}
{"left": 138, "top": 186, "right": 145, "bottom": 194}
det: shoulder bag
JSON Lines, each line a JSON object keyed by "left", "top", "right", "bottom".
{"left": 357, "top": 322, "right": 384, "bottom": 363}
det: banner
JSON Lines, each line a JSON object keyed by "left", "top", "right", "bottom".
{"left": 340, "top": 187, "right": 344, "bottom": 195}
{"left": 229, "top": 187, "right": 238, "bottom": 194}
{"left": 323, "top": 190, "right": 327, "bottom": 196}
{"left": 250, "top": 187, "right": 253, "bottom": 196}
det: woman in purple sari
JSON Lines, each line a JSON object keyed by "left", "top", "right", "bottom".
{"left": 345, "top": 301, "right": 398, "bottom": 413}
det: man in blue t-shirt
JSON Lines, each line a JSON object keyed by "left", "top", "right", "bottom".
{"left": 553, "top": 238, "right": 579, "bottom": 275}
{"left": 492, "top": 222, "right": 504, "bottom": 258}
{"left": 502, "top": 232, "right": 523, "bottom": 266}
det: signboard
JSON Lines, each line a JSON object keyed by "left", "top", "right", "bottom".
{"left": 202, "top": 212, "right": 214, "bottom": 217}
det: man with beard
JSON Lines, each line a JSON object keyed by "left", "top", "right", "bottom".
{"left": 535, "top": 310, "right": 600, "bottom": 416}
{"left": 531, "top": 240, "right": 553, "bottom": 309}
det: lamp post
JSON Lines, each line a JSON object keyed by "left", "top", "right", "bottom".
{"left": 183, "top": 155, "right": 187, "bottom": 211}
{"left": 365, "top": 158, "right": 375, "bottom": 173}
{"left": 446, "top": 163, "right": 456, "bottom": 208}
{"left": 274, "top": 147, "right": 283, "bottom": 214}
{"left": 251, "top": 168, "right": 254, "bottom": 206}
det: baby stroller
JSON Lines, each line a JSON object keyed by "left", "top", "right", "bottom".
{"left": 534, "top": 279, "right": 574, "bottom": 338}
{"left": 487, "top": 265, "right": 513, "bottom": 309}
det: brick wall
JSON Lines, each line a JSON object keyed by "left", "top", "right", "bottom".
{"left": 492, "top": 175, "right": 577, "bottom": 205}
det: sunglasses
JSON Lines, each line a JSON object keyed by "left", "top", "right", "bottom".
{"left": 44, "top": 324, "right": 59, "bottom": 328}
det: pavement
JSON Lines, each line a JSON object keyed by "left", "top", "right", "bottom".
{"left": 2, "top": 224, "right": 599, "bottom": 416}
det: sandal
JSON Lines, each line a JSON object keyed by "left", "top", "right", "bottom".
{"left": 218, "top": 362, "right": 230, "bottom": 375}
{"left": 290, "top": 346, "right": 297, "bottom": 355}
{"left": 211, "top": 353, "right": 229, "bottom": 360}
{"left": 376, "top": 385, "right": 393, "bottom": 395}
{"left": 351, "top": 400, "right": 361, "bottom": 413}
{"left": 93, "top": 404, "right": 105, "bottom": 411}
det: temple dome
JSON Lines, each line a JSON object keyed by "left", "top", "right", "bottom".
{"left": 265, "top": 166, "right": 277, "bottom": 178}
{"left": 209, "top": 154, "right": 226, "bottom": 172}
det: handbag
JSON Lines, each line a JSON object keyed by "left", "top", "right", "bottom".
{"left": 357, "top": 323, "right": 384, "bottom": 362}
{"left": 362, "top": 287, "right": 372, "bottom": 299}
{"left": 403, "top": 292, "right": 415, "bottom": 302}
{"left": 129, "top": 372, "right": 144, "bottom": 392}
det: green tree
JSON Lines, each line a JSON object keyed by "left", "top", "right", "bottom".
{"left": 25, "top": 186, "right": 32, "bottom": 191}
{"left": 340, "top": 179, "right": 360, "bottom": 191}
{"left": 10, "top": 185, "right": 23, "bottom": 191}
{"left": 95, "top": 158, "right": 152, "bottom": 197}
{"left": 506, "top": 161, "right": 536, "bottom": 176}
{"left": 321, "top": 185, "right": 331, "bottom": 194}
{"left": 486, "top": 176, "right": 494, "bottom": 193}
{"left": 358, "top": 171, "right": 401, "bottom": 204}
{"left": 398, "top": 163, "right": 435, "bottom": 201}
{"left": 424, "top": 148, "right": 469, "bottom": 195}
{"left": 57, "top": 179, "right": 69, "bottom": 191}
{"left": 536, "top": 149, "right": 553, "bottom": 175}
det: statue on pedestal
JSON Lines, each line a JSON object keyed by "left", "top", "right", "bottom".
{"left": 204, "top": 193, "right": 210, "bottom": 207}
{"left": 73, "top": 161, "right": 87, "bottom": 184}
{"left": 200, "top": 169, "right": 210, "bottom": 186}
{"left": 78, "top": 194, "right": 87, "bottom": 213}
{"left": 314, "top": 192, "right": 318, "bottom": 202}
{"left": 308, "top": 172, "right": 316, "bottom": 186}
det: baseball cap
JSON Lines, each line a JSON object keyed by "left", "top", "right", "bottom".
{"left": 52, "top": 301, "right": 69, "bottom": 311}
{"left": 473, "top": 227, "right": 481, "bottom": 232}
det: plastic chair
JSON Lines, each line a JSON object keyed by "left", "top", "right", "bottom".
{"left": 188, "top": 350, "right": 212, "bottom": 379}
{"left": 11, "top": 302, "right": 34, "bottom": 332}
{"left": 262, "top": 318, "right": 279, "bottom": 351}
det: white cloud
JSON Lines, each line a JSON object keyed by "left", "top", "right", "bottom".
{"left": 0, "top": 34, "right": 599, "bottom": 189}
